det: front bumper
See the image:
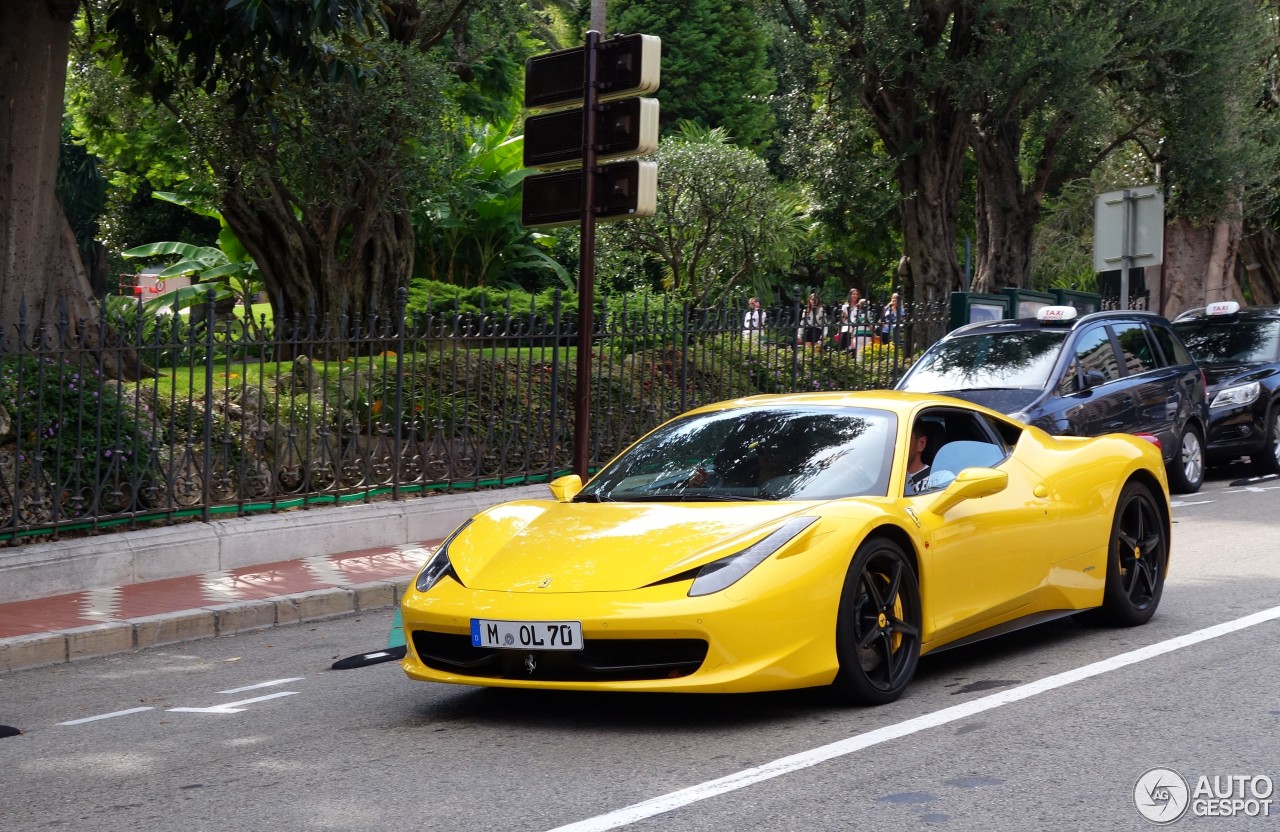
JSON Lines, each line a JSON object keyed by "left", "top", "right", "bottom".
{"left": 1205, "top": 403, "right": 1267, "bottom": 459}
{"left": 400, "top": 566, "right": 844, "bottom": 694}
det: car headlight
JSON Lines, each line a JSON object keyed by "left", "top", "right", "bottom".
{"left": 1211, "top": 381, "right": 1260, "bottom": 409}
{"left": 415, "top": 519, "right": 472, "bottom": 592}
{"left": 688, "top": 516, "right": 818, "bottom": 597}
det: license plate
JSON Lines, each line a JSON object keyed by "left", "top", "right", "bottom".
{"left": 470, "top": 618, "right": 584, "bottom": 651}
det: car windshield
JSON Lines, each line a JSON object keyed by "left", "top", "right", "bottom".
{"left": 576, "top": 406, "right": 897, "bottom": 502}
{"left": 1173, "top": 320, "right": 1280, "bottom": 365}
{"left": 898, "top": 329, "right": 1069, "bottom": 392}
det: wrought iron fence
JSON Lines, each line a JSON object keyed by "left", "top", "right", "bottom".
{"left": 0, "top": 290, "right": 949, "bottom": 541}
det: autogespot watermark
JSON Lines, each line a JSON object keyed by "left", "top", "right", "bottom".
{"left": 1134, "top": 767, "right": 1274, "bottom": 824}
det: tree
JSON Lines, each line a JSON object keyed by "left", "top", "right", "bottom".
{"left": 1, "top": 0, "right": 388, "bottom": 367}
{"left": 965, "top": 0, "right": 1269, "bottom": 305}
{"left": 602, "top": 123, "right": 809, "bottom": 305}
{"left": 3, "top": 0, "right": 536, "bottom": 351}
{"left": 95, "top": 1, "right": 513, "bottom": 327}
{"left": 790, "top": 0, "right": 977, "bottom": 304}
{"left": 1, "top": 1, "right": 101, "bottom": 342}
{"left": 611, "top": 0, "right": 777, "bottom": 148}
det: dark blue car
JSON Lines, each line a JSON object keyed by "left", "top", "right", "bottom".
{"left": 1173, "top": 302, "right": 1280, "bottom": 475}
{"left": 895, "top": 306, "right": 1208, "bottom": 493}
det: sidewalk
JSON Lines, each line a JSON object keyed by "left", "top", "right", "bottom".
{"left": 0, "top": 482, "right": 549, "bottom": 673}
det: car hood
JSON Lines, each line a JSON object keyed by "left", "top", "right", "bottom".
{"left": 445, "top": 499, "right": 832, "bottom": 592}
{"left": 1202, "top": 363, "right": 1271, "bottom": 394}
{"left": 926, "top": 387, "right": 1042, "bottom": 415}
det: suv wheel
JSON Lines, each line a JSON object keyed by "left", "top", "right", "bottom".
{"left": 1167, "top": 423, "right": 1204, "bottom": 494}
{"left": 1256, "top": 406, "right": 1280, "bottom": 477}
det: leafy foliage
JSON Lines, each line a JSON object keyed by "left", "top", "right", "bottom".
{"left": 611, "top": 0, "right": 776, "bottom": 149}
{"left": 601, "top": 123, "right": 809, "bottom": 305}
{"left": 0, "top": 355, "right": 155, "bottom": 490}
{"left": 414, "top": 119, "right": 570, "bottom": 290}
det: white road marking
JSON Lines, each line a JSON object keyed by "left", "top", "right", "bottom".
{"left": 58, "top": 707, "right": 154, "bottom": 726}
{"left": 167, "top": 691, "right": 298, "bottom": 714}
{"left": 1226, "top": 486, "right": 1280, "bottom": 494}
{"left": 546, "top": 604, "right": 1280, "bottom": 832}
{"left": 1170, "top": 499, "right": 1215, "bottom": 508}
{"left": 218, "top": 677, "right": 305, "bottom": 694}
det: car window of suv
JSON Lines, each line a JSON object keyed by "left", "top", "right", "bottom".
{"left": 1111, "top": 322, "right": 1157, "bottom": 374}
{"left": 1149, "top": 322, "right": 1193, "bottom": 367}
{"left": 1057, "top": 326, "right": 1120, "bottom": 394}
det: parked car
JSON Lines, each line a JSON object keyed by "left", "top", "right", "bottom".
{"left": 894, "top": 306, "right": 1208, "bottom": 493}
{"left": 1173, "top": 301, "right": 1280, "bottom": 475}
{"left": 401, "top": 391, "right": 1170, "bottom": 705}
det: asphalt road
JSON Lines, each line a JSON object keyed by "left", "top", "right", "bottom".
{"left": 3, "top": 465, "right": 1278, "bottom": 832}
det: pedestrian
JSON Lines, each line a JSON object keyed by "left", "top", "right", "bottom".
{"left": 852, "top": 297, "right": 874, "bottom": 360}
{"left": 881, "top": 291, "right": 902, "bottom": 347}
{"left": 742, "top": 296, "right": 767, "bottom": 344}
{"left": 796, "top": 293, "right": 827, "bottom": 348}
{"left": 837, "top": 288, "right": 859, "bottom": 352}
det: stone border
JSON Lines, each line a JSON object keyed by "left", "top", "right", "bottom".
{"left": 0, "top": 578, "right": 412, "bottom": 673}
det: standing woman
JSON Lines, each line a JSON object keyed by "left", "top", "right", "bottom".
{"left": 881, "top": 292, "right": 902, "bottom": 347}
{"left": 797, "top": 292, "right": 827, "bottom": 347}
{"left": 838, "top": 288, "right": 860, "bottom": 352}
{"left": 851, "top": 294, "right": 875, "bottom": 360}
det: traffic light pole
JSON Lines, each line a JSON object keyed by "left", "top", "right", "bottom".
{"left": 573, "top": 30, "right": 601, "bottom": 481}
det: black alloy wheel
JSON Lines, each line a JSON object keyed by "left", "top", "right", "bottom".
{"left": 1095, "top": 481, "right": 1168, "bottom": 626}
{"left": 832, "top": 538, "right": 922, "bottom": 705}
{"left": 1167, "top": 423, "right": 1204, "bottom": 494}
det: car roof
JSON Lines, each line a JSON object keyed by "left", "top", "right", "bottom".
{"left": 945, "top": 308, "right": 1171, "bottom": 338}
{"left": 1173, "top": 304, "right": 1280, "bottom": 323}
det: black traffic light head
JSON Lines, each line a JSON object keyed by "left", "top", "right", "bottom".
{"left": 521, "top": 161, "right": 658, "bottom": 228}
{"left": 524, "top": 34, "right": 661, "bottom": 111}
{"left": 523, "top": 98, "right": 659, "bottom": 169}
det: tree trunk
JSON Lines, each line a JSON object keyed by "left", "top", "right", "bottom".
{"left": 970, "top": 119, "right": 1042, "bottom": 294}
{"left": 847, "top": 5, "right": 976, "bottom": 309}
{"left": 1238, "top": 223, "right": 1280, "bottom": 305}
{"left": 0, "top": 0, "right": 98, "bottom": 341}
{"left": 221, "top": 177, "right": 414, "bottom": 343}
{"left": 894, "top": 112, "right": 968, "bottom": 306}
{"left": 589, "top": 0, "right": 607, "bottom": 34}
{"left": 1161, "top": 215, "right": 1242, "bottom": 316}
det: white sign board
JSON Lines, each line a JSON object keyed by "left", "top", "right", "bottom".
{"left": 1093, "top": 184, "right": 1164, "bottom": 272}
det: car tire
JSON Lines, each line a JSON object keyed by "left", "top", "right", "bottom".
{"left": 1167, "top": 423, "right": 1204, "bottom": 494}
{"left": 1254, "top": 405, "right": 1280, "bottom": 477}
{"left": 1092, "top": 480, "right": 1168, "bottom": 627}
{"left": 831, "top": 537, "right": 922, "bottom": 706}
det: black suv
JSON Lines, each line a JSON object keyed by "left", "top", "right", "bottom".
{"left": 1173, "top": 302, "right": 1280, "bottom": 475}
{"left": 895, "top": 307, "right": 1209, "bottom": 493}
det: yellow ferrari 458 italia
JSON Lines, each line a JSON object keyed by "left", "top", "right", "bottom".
{"left": 401, "top": 391, "right": 1171, "bottom": 705}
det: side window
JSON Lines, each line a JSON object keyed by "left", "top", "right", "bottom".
{"left": 1112, "top": 322, "right": 1157, "bottom": 374}
{"left": 979, "top": 413, "right": 1023, "bottom": 449}
{"left": 1056, "top": 358, "right": 1080, "bottom": 396}
{"left": 1150, "top": 323, "right": 1193, "bottom": 367}
{"left": 907, "top": 409, "right": 1009, "bottom": 495}
{"left": 1071, "top": 326, "right": 1122, "bottom": 387}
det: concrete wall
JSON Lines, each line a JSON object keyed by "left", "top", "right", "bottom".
{"left": 0, "top": 484, "right": 550, "bottom": 604}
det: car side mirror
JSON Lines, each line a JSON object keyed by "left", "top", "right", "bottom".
{"left": 1080, "top": 369, "right": 1107, "bottom": 391}
{"left": 926, "top": 467, "right": 1008, "bottom": 516}
{"left": 548, "top": 474, "right": 582, "bottom": 502}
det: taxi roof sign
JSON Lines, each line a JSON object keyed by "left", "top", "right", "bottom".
{"left": 1207, "top": 300, "right": 1241, "bottom": 316}
{"left": 1036, "top": 305, "right": 1078, "bottom": 324}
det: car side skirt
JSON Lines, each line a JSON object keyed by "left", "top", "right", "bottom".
{"left": 921, "top": 608, "right": 1083, "bottom": 656}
